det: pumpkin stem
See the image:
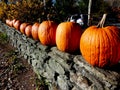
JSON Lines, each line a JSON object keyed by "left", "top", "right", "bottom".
{"left": 97, "top": 14, "right": 107, "bottom": 28}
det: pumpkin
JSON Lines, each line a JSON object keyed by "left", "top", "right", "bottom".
{"left": 25, "top": 25, "right": 32, "bottom": 37}
{"left": 9, "top": 21, "right": 13, "bottom": 27}
{"left": 31, "top": 22, "right": 40, "bottom": 40}
{"left": 6, "top": 19, "right": 13, "bottom": 27}
{"left": 6, "top": 19, "right": 11, "bottom": 25}
{"left": 56, "top": 22, "right": 82, "bottom": 53}
{"left": 20, "top": 23, "right": 29, "bottom": 34}
{"left": 80, "top": 14, "right": 120, "bottom": 68}
{"left": 13, "top": 20, "right": 21, "bottom": 30}
{"left": 38, "top": 21, "right": 58, "bottom": 46}
{"left": 12, "top": 19, "right": 16, "bottom": 25}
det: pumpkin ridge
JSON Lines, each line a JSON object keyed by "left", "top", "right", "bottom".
{"left": 105, "top": 27, "right": 119, "bottom": 65}
{"left": 68, "top": 24, "right": 73, "bottom": 52}
{"left": 86, "top": 27, "right": 92, "bottom": 64}
{"left": 99, "top": 29, "right": 103, "bottom": 67}
{"left": 96, "top": 28, "right": 100, "bottom": 66}
{"left": 99, "top": 28, "right": 111, "bottom": 67}
{"left": 94, "top": 28, "right": 100, "bottom": 66}
{"left": 89, "top": 28, "right": 93, "bottom": 65}
{"left": 82, "top": 27, "right": 92, "bottom": 64}
{"left": 103, "top": 28, "right": 112, "bottom": 66}
{"left": 108, "top": 27, "right": 118, "bottom": 63}
{"left": 90, "top": 28, "right": 95, "bottom": 65}
{"left": 100, "top": 28, "right": 110, "bottom": 67}
{"left": 104, "top": 28, "right": 116, "bottom": 66}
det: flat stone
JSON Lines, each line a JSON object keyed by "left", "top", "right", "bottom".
{"left": 44, "top": 64, "right": 55, "bottom": 79}
{"left": 74, "top": 55, "right": 120, "bottom": 89}
{"left": 57, "top": 75, "right": 69, "bottom": 90}
{"left": 48, "top": 59, "right": 65, "bottom": 75}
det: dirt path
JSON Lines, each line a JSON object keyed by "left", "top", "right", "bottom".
{"left": 0, "top": 32, "right": 48, "bottom": 90}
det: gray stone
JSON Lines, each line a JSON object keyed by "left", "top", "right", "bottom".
{"left": 48, "top": 59, "right": 65, "bottom": 75}
{"left": 48, "top": 51, "right": 71, "bottom": 70}
{"left": 57, "top": 75, "right": 69, "bottom": 90}
{"left": 44, "top": 64, "right": 55, "bottom": 79}
{"left": 74, "top": 55, "right": 120, "bottom": 89}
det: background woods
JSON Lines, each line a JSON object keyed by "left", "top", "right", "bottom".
{"left": 0, "top": 0, "right": 119, "bottom": 24}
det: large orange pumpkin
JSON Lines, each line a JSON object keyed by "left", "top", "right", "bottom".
{"left": 13, "top": 20, "right": 21, "bottom": 30}
{"left": 56, "top": 22, "right": 82, "bottom": 53}
{"left": 80, "top": 14, "right": 120, "bottom": 68}
{"left": 38, "top": 21, "right": 58, "bottom": 46}
{"left": 25, "top": 25, "right": 32, "bottom": 37}
{"left": 31, "top": 22, "right": 40, "bottom": 40}
{"left": 20, "top": 23, "right": 29, "bottom": 34}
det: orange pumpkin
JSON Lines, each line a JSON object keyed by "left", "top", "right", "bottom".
{"left": 6, "top": 19, "right": 11, "bottom": 25}
{"left": 38, "top": 21, "right": 58, "bottom": 46}
{"left": 12, "top": 19, "right": 16, "bottom": 26}
{"left": 6, "top": 19, "right": 13, "bottom": 27}
{"left": 20, "top": 23, "right": 29, "bottom": 34}
{"left": 31, "top": 22, "right": 40, "bottom": 40}
{"left": 80, "top": 14, "right": 120, "bottom": 68}
{"left": 56, "top": 22, "right": 82, "bottom": 53}
{"left": 25, "top": 25, "right": 32, "bottom": 37}
{"left": 13, "top": 20, "right": 21, "bottom": 30}
{"left": 9, "top": 21, "right": 13, "bottom": 27}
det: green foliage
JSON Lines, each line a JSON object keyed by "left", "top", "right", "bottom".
{"left": 0, "top": 1, "right": 8, "bottom": 22}
{"left": 77, "top": 0, "right": 89, "bottom": 13}
{"left": 0, "top": 32, "right": 7, "bottom": 43}
{"left": 0, "top": 0, "right": 57, "bottom": 23}
{"left": 91, "top": 0, "right": 111, "bottom": 14}
{"left": 77, "top": 0, "right": 111, "bottom": 15}
{"left": 6, "top": 0, "right": 45, "bottom": 23}
{"left": 35, "top": 75, "right": 49, "bottom": 90}
{"left": 54, "top": 0, "right": 80, "bottom": 22}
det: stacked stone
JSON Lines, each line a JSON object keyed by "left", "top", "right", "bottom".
{"left": 0, "top": 21, "right": 120, "bottom": 90}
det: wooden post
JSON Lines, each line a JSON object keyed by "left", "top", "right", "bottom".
{"left": 43, "top": 0, "right": 46, "bottom": 10}
{"left": 88, "top": 0, "right": 92, "bottom": 26}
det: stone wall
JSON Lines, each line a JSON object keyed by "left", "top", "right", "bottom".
{"left": 0, "top": 21, "right": 120, "bottom": 90}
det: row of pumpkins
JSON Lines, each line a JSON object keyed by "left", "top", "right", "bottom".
{"left": 5, "top": 18, "right": 120, "bottom": 68}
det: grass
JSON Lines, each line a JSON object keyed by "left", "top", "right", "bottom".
{"left": 35, "top": 76, "right": 49, "bottom": 90}
{"left": 0, "top": 32, "right": 7, "bottom": 44}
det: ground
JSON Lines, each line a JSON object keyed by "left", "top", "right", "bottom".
{"left": 0, "top": 32, "right": 48, "bottom": 90}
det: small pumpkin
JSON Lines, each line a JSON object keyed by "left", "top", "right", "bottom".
{"left": 56, "top": 22, "right": 82, "bottom": 53}
{"left": 80, "top": 14, "right": 120, "bottom": 68}
{"left": 6, "top": 19, "right": 11, "bottom": 25}
{"left": 12, "top": 19, "right": 16, "bottom": 25}
{"left": 25, "top": 25, "right": 32, "bottom": 37}
{"left": 38, "top": 21, "right": 58, "bottom": 46}
{"left": 20, "top": 23, "right": 29, "bottom": 34}
{"left": 13, "top": 20, "right": 21, "bottom": 30}
{"left": 31, "top": 22, "right": 40, "bottom": 40}
{"left": 6, "top": 19, "right": 13, "bottom": 27}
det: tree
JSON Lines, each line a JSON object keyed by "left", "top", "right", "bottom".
{"left": 77, "top": 0, "right": 89, "bottom": 14}
{"left": 1, "top": 0, "right": 8, "bottom": 3}
{"left": 53, "top": 0, "right": 80, "bottom": 22}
